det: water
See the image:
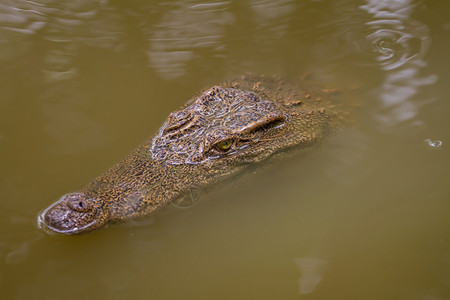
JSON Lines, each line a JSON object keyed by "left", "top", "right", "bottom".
{"left": 1, "top": 0, "right": 450, "bottom": 299}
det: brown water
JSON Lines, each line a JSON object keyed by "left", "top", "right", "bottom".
{"left": 1, "top": 0, "right": 450, "bottom": 299}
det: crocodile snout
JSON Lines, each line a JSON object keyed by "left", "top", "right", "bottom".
{"left": 38, "top": 193, "right": 106, "bottom": 235}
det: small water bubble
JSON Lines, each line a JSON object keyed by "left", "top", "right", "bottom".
{"left": 424, "top": 138, "right": 443, "bottom": 149}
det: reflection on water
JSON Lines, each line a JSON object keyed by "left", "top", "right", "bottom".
{"left": 0, "top": 0, "right": 109, "bottom": 80}
{"left": 250, "top": 0, "right": 293, "bottom": 40}
{"left": 147, "top": 1, "right": 234, "bottom": 80}
{"left": 148, "top": 0, "right": 297, "bottom": 79}
{"left": 0, "top": 1, "right": 117, "bottom": 154}
{"left": 0, "top": 0, "right": 297, "bottom": 81}
{"left": 5, "top": 237, "right": 39, "bottom": 264}
{"left": 361, "top": 0, "right": 438, "bottom": 128}
{"left": 295, "top": 256, "right": 327, "bottom": 294}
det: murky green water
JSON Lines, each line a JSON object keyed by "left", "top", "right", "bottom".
{"left": 1, "top": 0, "right": 450, "bottom": 299}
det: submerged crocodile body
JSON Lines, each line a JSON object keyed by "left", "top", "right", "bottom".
{"left": 38, "top": 74, "right": 344, "bottom": 235}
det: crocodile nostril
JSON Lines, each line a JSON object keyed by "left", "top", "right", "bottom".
{"left": 78, "top": 200, "right": 85, "bottom": 209}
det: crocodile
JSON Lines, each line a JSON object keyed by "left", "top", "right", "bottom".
{"left": 38, "top": 74, "right": 344, "bottom": 235}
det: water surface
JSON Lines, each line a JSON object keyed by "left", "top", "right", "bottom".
{"left": 1, "top": 0, "right": 450, "bottom": 299}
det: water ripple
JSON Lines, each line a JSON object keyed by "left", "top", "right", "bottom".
{"left": 425, "top": 139, "right": 443, "bottom": 150}
{"left": 360, "top": 0, "right": 437, "bottom": 129}
{"left": 366, "top": 24, "right": 429, "bottom": 71}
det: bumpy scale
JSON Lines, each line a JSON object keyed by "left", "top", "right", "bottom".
{"left": 38, "top": 74, "right": 343, "bottom": 235}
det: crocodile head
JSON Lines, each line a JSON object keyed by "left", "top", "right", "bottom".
{"left": 38, "top": 75, "right": 338, "bottom": 235}
{"left": 151, "top": 85, "right": 289, "bottom": 166}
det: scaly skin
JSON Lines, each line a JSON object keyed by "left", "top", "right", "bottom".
{"left": 38, "top": 74, "right": 343, "bottom": 235}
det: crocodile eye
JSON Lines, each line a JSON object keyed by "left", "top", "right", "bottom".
{"left": 214, "top": 139, "right": 233, "bottom": 152}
